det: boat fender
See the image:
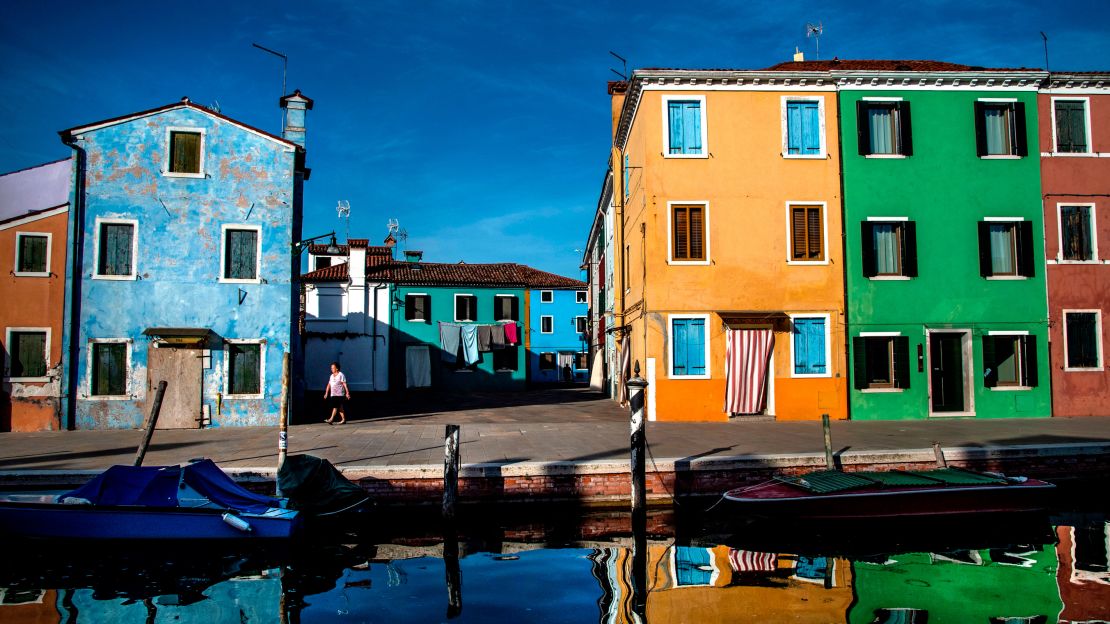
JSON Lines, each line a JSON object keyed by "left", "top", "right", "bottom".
{"left": 60, "top": 497, "right": 91, "bottom": 505}
{"left": 1008, "top": 476, "right": 1028, "bottom": 483}
{"left": 221, "top": 512, "right": 253, "bottom": 532}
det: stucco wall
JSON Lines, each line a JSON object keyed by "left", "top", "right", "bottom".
{"left": 528, "top": 287, "right": 588, "bottom": 383}
{"left": 303, "top": 282, "right": 390, "bottom": 393}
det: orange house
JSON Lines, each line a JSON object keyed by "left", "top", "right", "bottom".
{"left": 608, "top": 68, "right": 847, "bottom": 421}
{"left": 0, "top": 158, "right": 71, "bottom": 431}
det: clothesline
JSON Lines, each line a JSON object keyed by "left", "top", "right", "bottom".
{"left": 438, "top": 322, "right": 520, "bottom": 365}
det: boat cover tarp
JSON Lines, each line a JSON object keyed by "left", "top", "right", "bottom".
{"left": 60, "top": 460, "right": 279, "bottom": 514}
{"left": 278, "top": 454, "right": 370, "bottom": 514}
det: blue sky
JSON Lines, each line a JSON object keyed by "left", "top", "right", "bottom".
{"left": 2, "top": 0, "right": 1108, "bottom": 277}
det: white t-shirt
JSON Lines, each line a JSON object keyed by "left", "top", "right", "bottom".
{"left": 328, "top": 372, "right": 347, "bottom": 396}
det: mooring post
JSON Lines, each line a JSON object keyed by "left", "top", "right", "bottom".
{"left": 822, "top": 413, "right": 835, "bottom": 470}
{"left": 443, "top": 424, "right": 461, "bottom": 521}
{"left": 933, "top": 442, "right": 948, "bottom": 468}
{"left": 443, "top": 423, "right": 463, "bottom": 618}
{"left": 444, "top": 525, "right": 463, "bottom": 618}
{"left": 134, "top": 381, "right": 167, "bottom": 467}
{"left": 628, "top": 361, "right": 648, "bottom": 520}
{"left": 276, "top": 353, "right": 291, "bottom": 496}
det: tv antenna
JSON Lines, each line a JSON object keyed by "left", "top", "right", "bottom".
{"left": 387, "top": 219, "right": 408, "bottom": 250}
{"left": 252, "top": 42, "right": 288, "bottom": 132}
{"left": 207, "top": 100, "right": 221, "bottom": 113}
{"left": 1040, "top": 32, "right": 1050, "bottom": 72}
{"left": 609, "top": 50, "right": 628, "bottom": 81}
{"left": 337, "top": 200, "right": 351, "bottom": 241}
{"left": 806, "top": 22, "right": 824, "bottom": 60}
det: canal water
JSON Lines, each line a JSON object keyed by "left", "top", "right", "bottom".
{"left": 1, "top": 496, "right": 1107, "bottom": 623}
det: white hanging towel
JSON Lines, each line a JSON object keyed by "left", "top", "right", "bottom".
{"left": 406, "top": 346, "right": 432, "bottom": 388}
{"left": 725, "top": 329, "right": 774, "bottom": 415}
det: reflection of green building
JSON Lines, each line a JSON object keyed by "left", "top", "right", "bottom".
{"left": 848, "top": 546, "right": 1062, "bottom": 623}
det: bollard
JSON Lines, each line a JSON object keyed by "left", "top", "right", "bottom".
{"left": 277, "top": 352, "right": 290, "bottom": 497}
{"left": 134, "top": 381, "right": 168, "bottom": 467}
{"left": 933, "top": 442, "right": 948, "bottom": 468}
{"left": 626, "top": 361, "right": 649, "bottom": 622}
{"left": 443, "top": 424, "right": 461, "bottom": 521}
{"left": 822, "top": 413, "right": 835, "bottom": 470}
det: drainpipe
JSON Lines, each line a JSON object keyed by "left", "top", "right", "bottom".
{"left": 59, "top": 135, "right": 86, "bottom": 431}
{"left": 370, "top": 282, "right": 386, "bottom": 391}
{"left": 834, "top": 87, "right": 852, "bottom": 420}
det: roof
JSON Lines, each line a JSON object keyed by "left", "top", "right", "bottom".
{"left": 58, "top": 97, "right": 300, "bottom": 150}
{"left": 279, "top": 89, "right": 314, "bottom": 110}
{"left": 761, "top": 59, "right": 1037, "bottom": 72}
{"left": 0, "top": 157, "right": 72, "bottom": 223}
{"left": 303, "top": 260, "right": 586, "bottom": 289}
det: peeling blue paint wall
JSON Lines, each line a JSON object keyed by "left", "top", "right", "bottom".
{"left": 66, "top": 106, "right": 300, "bottom": 429}
{"left": 527, "top": 288, "right": 588, "bottom": 383}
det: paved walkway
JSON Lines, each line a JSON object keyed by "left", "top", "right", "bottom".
{"left": 1, "top": 389, "right": 1108, "bottom": 477}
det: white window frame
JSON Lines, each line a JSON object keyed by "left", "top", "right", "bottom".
{"left": 788, "top": 313, "right": 832, "bottom": 379}
{"left": 4, "top": 327, "right": 51, "bottom": 382}
{"left": 163, "top": 126, "right": 207, "bottom": 178}
{"left": 780, "top": 96, "right": 827, "bottom": 159}
{"left": 1056, "top": 203, "right": 1099, "bottom": 264}
{"left": 575, "top": 290, "right": 587, "bottom": 304}
{"left": 1050, "top": 96, "right": 1094, "bottom": 156}
{"left": 92, "top": 217, "right": 139, "bottom": 281}
{"left": 982, "top": 217, "right": 1028, "bottom": 280}
{"left": 667, "top": 313, "right": 711, "bottom": 380}
{"left": 784, "top": 201, "right": 830, "bottom": 266}
{"left": 859, "top": 97, "right": 908, "bottom": 159}
{"left": 539, "top": 290, "right": 554, "bottom": 303}
{"left": 86, "top": 338, "right": 132, "bottom": 399}
{"left": 540, "top": 315, "right": 554, "bottom": 334}
{"left": 13, "top": 231, "right": 52, "bottom": 277}
{"left": 223, "top": 338, "right": 266, "bottom": 399}
{"left": 976, "top": 98, "right": 1022, "bottom": 160}
{"left": 661, "top": 94, "right": 709, "bottom": 159}
{"left": 454, "top": 293, "right": 477, "bottom": 322}
{"left": 1063, "top": 309, "right": 1104, "bottom": 372}
{"left": 406, "top": 292, "right": 430, "bottom": 322}
{"left": 218, "top": 224, "right": 263, "bottom": 284}
{"left": 575, "top": 315, "right": 588, "bottom": 334}
{"left": 667, "top": 201, "right": 711, "bottom": 266}
{"left": 865, "top": 217, "right": 912, "bottom": 280}
{"left": 984, "top": 330, "right": 1032, "bottom": 392}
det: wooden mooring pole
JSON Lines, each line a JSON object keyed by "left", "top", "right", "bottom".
{"left": 822, "top": 413, "right": 835, "bottom": 470}
{"left": 933, "top": 442, "right": 948, "bottom": 468}
{"left": 626, "top": 361, "right": 649, "bottom": 622}
{"left": 443, "top": 423, "right": 462, "bottom": 618}
{"left": 277, "top": 352, "right": 290, "bottom": 496}
{"left": 134, "top": 381, "right": 167, "bottom": 467}
{"left": 443, "top": 424, "right": 461, "bottom": 520}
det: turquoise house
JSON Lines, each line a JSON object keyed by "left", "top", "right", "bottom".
{"left": 527, "top": 286, "right": 589, "bottom": 384}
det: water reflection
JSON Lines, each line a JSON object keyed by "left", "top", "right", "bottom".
{"left": 1, "top": 508, "right": 1108, "bottom": 623}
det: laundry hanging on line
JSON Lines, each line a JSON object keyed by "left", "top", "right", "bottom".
{"left": 438, "top": 321, "right": 520, "bottom": 363}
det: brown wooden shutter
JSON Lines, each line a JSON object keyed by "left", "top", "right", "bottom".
{"left": 171, "top": 132, "right": 201, "bottom": 173}
{"left": 807, "top": 206, "right": 823, "bottom": 260}
{"left": 673, "top": 206, "right": 689, "bottom": 259}
{"left": 689, "top": 206, "right": 704, "bottom": 260}
{"left": 791, "top": 207, "right": 806, "bottom": 259}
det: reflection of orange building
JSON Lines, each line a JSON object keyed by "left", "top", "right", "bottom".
{"left": 1056, "top": 524, "right": 1110, "bottom": 623}
{"left": 0, "top": 589, "right": 60, "bottom": 624}
{"left": 590, "top": 545, "right": 852, "bottom": 623}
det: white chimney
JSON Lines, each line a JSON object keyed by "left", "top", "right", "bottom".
{"left": 793, "top": 47, "right": 805, "bottom": 63}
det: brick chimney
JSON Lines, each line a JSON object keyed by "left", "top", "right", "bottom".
{"left": 279, "top": 90, "right": 313, "bottom": 149}
{"left": 608, "top": 81, "right": 628, "bottom": 141}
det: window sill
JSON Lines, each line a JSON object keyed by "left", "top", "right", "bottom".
{"left": 979, "top": 155, "right": 1022, "bottom": 160}
{"left": 407, "top": 319, "right": 429, "bottom": 323}
{"left": 13, "top": 271, "right": 50, "bottom": 278}
{"left": 87, "top": 395, "right": 131, "bottom": 401}
{"left": 453, "top": 369, "right": 475, "bottom": 374}
{"left": 869, "top": 276, "right": 912, "bottom": 281}
{"left": 162, "top": 171, "right": 206, "bottom": 179}
{"left": 790, "top": 372, "right": 832, "bottom": 379}
{"left": 989, "top": 386, "right": 1031, "bottom": 392}
{"left": 1043, "top": 152, "right": 1105, "bottom": 158}
{"left": 859, "top": 388, "right": 903, "bottom": 393}
{"left": 1064, "top": 367, "right": 1104, "bottom": 372}
{"left": 540, "top": 331, "right": 554, "bottom": 335}
{"left": 454, "top": 319, "right": 476, "bottom": 323}
{"left": 985, "top": 276, "right": 1029, "bottom": 281}
{"left": 311, "top": 317, "right": 347, "bottom": 322}
{"left": 782, "top": 153, "right": 826, "bottom": 160}
{"left": 663, "top": 153, "right": 708, "bottom": 159}
{"left": 219, "top": 278, "right": 262, "bottom": 285}
{"left": 786, "top": 260, "right": 830, "bottom": 266}
{"left": 5, "top": 376, "right": 50, "bottom": 383}
{"left": 930, "top": 411, "right": 976, "bottom": 418}
{"left": 92, "top": 274, "right": 137, "bottom": 281}
{"left": 667, "top": 259, "right": 710, "bottom": 266}
{"left": 1055, "top": 260, "right": 1100, "bottom": 265}
{"left": 864, "top": 154, "right": 908, "bottom": 159}
{"left": 668, "top": 374, "right": 710, "bottom": 380}
{"left": 225, "top": 393, "right": 265, "bottom": 399}
{"left": 495, "top": 369, "right": 517, "bottom": 373}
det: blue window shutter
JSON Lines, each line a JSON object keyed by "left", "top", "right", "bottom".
{"left": 623, "top": 153, "right": 630, "bottom": 198}
{"left": 787, "top": 102, "right": 803, "bottom": 154}
{"left": 688, "top": 319, "right": 706, "bottom": 375}
{"left": 684, "top": 102, "right": 702, "bottom": 153}
{"left": 793, "top": 319, "right": 809, "bottom": 374}
{"left": 802, "top": 103, "right": 821, "bottom": 154}
{"left": 668, "top": 102, "right": 685, "bottom": 153}
{"left": 675, "top": 547, "right": 713, "bottom": 586}
{"left": 672, "top": 320, "right": 688, "bottom": 375}
{"left": 808, "top": 318, "right": 827, "bottom": 374}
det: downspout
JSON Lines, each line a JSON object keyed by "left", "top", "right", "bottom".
{"left": 370, "top": 282, "right": 386, "bottom": 391}
{"left": 59, "top": 135, "right": 86, "bottom": 431}
{"left": 834, "top": 85, "right": 852, "bottom": 420}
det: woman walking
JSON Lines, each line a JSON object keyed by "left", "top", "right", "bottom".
{"left": 324, "top": 362, "right": 350, "bottom": 424}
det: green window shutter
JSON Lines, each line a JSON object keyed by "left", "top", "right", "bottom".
{"left": 11, "top": 332, "right": 46, "bottom": 377}
{"left": 893, "top": 337, "right": 911, "bottom": 389}
{"left": 225, "top": 229, "right": 258, "bottom": 280}
{"left": 92, "top": 343, "right": 126, "bottom": 396}
{"left": 230, "top": 344, "right": 261, "bottom": 394}
{"left": 99, "top": 224, "right": 134, "bottom": 276}
{"left": 18, "top": 235, "right": 48, "bottom": 273}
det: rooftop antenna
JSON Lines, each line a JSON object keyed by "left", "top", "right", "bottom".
{"left": 336, "top": 200, "right": 351, "bottom": 242}
{"left": 387, "top": 219, "right": 408, "bottom": 252}
{"left": 806, "top": 22, "right": 824, "bottom": 60}
{"left": 252, "top": 42, "right": 288, "bottom": 132}
{"left": 609, "top": 50, "right": 628, "bottom": 81}
{"left": 1040, "top": 31, "right": 1050, "bottom": 72}
{"left": 207, "top": 100, "right": 221, "bottom": 113}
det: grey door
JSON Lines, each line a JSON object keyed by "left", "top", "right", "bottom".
{"left": 147, "top": 346, "right": 202, "bottom": 429}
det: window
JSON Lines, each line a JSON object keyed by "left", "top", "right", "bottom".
{"left": 539, "top": 290, "right": 553, "bottom": 303}
{"left": 974, "top": 101, "right": 1028, "bottom": 157}
{"left": 95, "top": 220, "right": 136, "bottom": 278}
{"left": 575, "top": 352, "right": 588, "bottom": 370}
{"left": 978, "top": 221, "right": 1034, "bottom": 278}
{"left": 168, "top": 130, "right": 202, "bottom": 174}
{"left": 454, "top": 295, "right": 478, "bottom": 322}
{"left": 227, "top": 342, "right": 262, "bottom": 396}
{"left": 673, "top": 547, "right": 714, "bottom": 587}
{"left": 5, "top": 330, "right": 47, "bottom": 379}
{"left": 671, "top": 204, "right": 706, "bottom": 262}
{"left": 856, "top": 100, "right": 912, "bottom": 156}
{"left": 576, "top": 290, "right": 587, "bottom": 304}
{"left": 1060, "top": 205, "right": 1095, "bottom": 262}
{"left": 405, "top": 294, "right": 430, "bottom": 321}
{"left": 1064, "top": 311, "right": 1102, "bottom": 370}
{"left": 983, "top": 334, "right": 1037, "bottom": 388}
{"left": 789, "top": 204, "right": 825, "bottom": 263}
{"left": 670, "top": 316, "right": 708, "bottom": 378}
{"left": 784, "top": 98, "right": 823, "bottom": 156}
{"left": 540, "top": 315, "right": 554, "bottom": 334}
{"left": 493, "top": 345, "right": 518, "bottom": 371}
{"left": 1054, "top": 99, "right": 1090, "bottom": 154}
{"left": 664, "top": 96, "right": 706, "bottom": 156}
{"left": 862, "top": 221, "right": 917, "bottom": 277}
{"left": 494, "top": 295, "right": 518, "bottom": 321}
{"left": 791, "top": 316, "right": 829, "bottom": 377}
{"left": 852, "top": 336, "right": 910, "bottom": 390}
{"left": 623, "top": 153, "right": 631, "bottom": 199}
{"left": 539, "top": 352, "right": 557, "bottom": 370}
{"left": 314, "top": 256, "right": 332, "bottom": 270}
{"left": 14, "top": 233, "right": 49, "bottom": 275}
{"left": 221, "top": 226, "right": 260, "bottom": 281}
{"left": 576, "top": 316, "right": 588, "bottom": 334}
{"left": 90, "top": 341, "right": 128, "bottom": 397}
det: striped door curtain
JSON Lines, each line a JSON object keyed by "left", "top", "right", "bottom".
{"left": 618, "top": 333, "right": 631, "bottom": 407}
{"left": 728, "top": 549, "right": 777, "bottom": 573}
{"left": 725, "top": 329, "right": 774, "bottom": 415}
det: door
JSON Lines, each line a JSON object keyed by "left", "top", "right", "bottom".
{"left": 929, "top": 333, "right": 965, "bottom": 413}
{"left": 147, "top": 345, "right": 202, "bottom": 429}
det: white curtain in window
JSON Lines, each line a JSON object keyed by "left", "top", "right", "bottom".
{"left": 984, "top": 107, "right": 1011, "bottom": 154}
{"left": 868, "top": 107, "right": 893, "bottom": 154}
{"left": 873, "top": 224, "right": 899, "bottom": 274}
{"left": 989, "top": 224, "right": 1015, "bottom": 274}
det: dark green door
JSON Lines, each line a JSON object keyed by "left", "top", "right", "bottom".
{"left": 930, "top": 333, "right": 965, "bottom": 413}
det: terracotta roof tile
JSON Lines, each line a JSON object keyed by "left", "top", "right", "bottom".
{"left": 304, "top": 259, "right": 585, "bottom": 288}
{"left": 761, "top": 59, "right": 1036, "bottom": 72}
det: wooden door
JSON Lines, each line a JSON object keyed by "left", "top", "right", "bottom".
{"left": 147, "top": 346, "right": 202, "bottom": 429}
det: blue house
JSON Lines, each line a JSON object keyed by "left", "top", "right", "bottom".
{"left": 527, "top": 284, "right": 588, "bottom": 384}
{"left": 58, "top": 92, "right": 311, "bottom": 429}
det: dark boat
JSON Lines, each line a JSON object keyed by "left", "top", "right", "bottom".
{"left": 722, "top": 467, "right": 1055, "bottom": 521}
{"left": 0, "top": 460, "right": 301, "bottom": 540}
{"left": 278, "top": 454, "right": 374, "bottom": 529}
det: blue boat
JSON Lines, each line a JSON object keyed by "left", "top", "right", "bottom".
{"left": 0, "top": 460, "right": 301, "bottom": 540}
